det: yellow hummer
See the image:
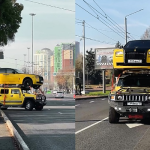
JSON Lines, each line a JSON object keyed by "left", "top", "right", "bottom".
{"left": 0, "top": 85, "right": 46, "bottom": 111}
{"left": 108, "top": 40, "right": 150, "bottom": 123}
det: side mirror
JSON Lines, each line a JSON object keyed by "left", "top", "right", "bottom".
{"left": 12, "top": 71, "right": 15, "bottom": 74}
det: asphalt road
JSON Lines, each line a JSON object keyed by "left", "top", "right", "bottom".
{"left": 3, "top": 96, "right": 75, "bottom": 150}
{"left": 76, "top": 98, "right": 150, "bottom": 150}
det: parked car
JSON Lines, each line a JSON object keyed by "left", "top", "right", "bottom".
{"left": 0, "top": 68, "right": 43, "bottom": 89}
{"left": 53, "top": 90, "right": 57, "bottom": 94}
{"left": 55, "top": 91, "right": 64, "bottom": 98}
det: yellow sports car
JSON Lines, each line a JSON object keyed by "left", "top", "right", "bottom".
{"left": 113, "top": 40, "right": 150, "bottom": 69}
{"left": 0, "top": 68, "right": 43, "bottom": 89}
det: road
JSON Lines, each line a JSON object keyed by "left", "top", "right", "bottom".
{"left": 76, "top": 98, "right": 150, "bottom": 150}
{"left": 3, "top": 95, "right": 75, "bottom": 150}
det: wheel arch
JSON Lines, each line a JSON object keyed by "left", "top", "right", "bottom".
{"left": 23, "top": 77, "right": 33, "bottom": 84}
{"left": 22, "top": 97, "right": 35, "bottom": 107}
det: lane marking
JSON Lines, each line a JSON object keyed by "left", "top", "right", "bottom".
{"left": 58, "top": 112, "right": 62, "bottom": 114}
{"left": 126, "top": 123, "right": 143, "bottom": 128}
{"left": 102, "top": 98, "right": 106, "bottom": 100}
{"left": 75, "top": 104, "right": 80, "bottom": 107}
{"left": 75, "top": 117, "right": 108, "bottom": 135}
{"left": 89, "top": 101, "right": 94, "bottom": 103}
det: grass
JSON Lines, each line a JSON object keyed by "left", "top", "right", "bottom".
{"left": 86, "top": 90, "right": 110, "bottom": 96}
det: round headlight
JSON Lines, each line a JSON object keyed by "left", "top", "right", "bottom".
{"left": 148, "top": 96, "right": 150, "bottom": 100}
{"left": 117, "top": 96, "right": 123, "bottom": 100}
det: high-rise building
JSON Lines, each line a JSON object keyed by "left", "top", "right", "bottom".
{"left": 34, "top": 48, "right": 53, "bottom": 89}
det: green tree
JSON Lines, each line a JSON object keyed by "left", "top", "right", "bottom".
{"left": 0, "top": 0, "right": 23, "bottom": 46}
{"left": 85, "top": 49, "right": 102, "bottom": 84}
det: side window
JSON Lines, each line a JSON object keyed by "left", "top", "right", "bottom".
{"left": 7, "top": 69, "right": 15, "bottom": 73}
{"left": 0, "top": 69, "right": 6, "bottom": 73}
{"left": 11, "top": 89, "right": 20, "bottom": 94}
{"left": 1, "top": 89, "right": 9, "bottom": 94}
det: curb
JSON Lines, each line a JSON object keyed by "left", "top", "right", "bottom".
{"left": 75, "top": 96, "right": 108, "bottom": 100}
{"left": 1, "top": 110, "right": 30, "bottom": 150}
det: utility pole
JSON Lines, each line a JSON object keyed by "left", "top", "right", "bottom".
{"left": 27, "top": 47, "right": 30, "bottom": 72}
{"left": 15, "top": 59, "right": 17, "bottom": 69}
{"left": 82, "top": 20, "right": 85, "bottom": 94}
{"left": 125, "top": 17, "right": 127, "bottom": 44}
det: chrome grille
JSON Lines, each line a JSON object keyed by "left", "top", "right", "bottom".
{"left": 119, "top": 95, "right": 148, "bottom": 101}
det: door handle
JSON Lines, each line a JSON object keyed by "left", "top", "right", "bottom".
{"left": 0, "top": 95, "right": 1, "bottom": 96}
{"left": 11, "top": 95, "right": 13, "bottom": 97}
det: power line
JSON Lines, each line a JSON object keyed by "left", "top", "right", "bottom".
{"left": 76, "top": 35, "right": 115, "bottom": 45}
{"left": 76, "top": 3, "right": 125, "bottom": 39}
{"left": 83, "top": 0, "right": 126, "bottom": 37}
{"left": 92, "top": 0, "right": 135, "bottom": 40}
{"left": 23, "top": 0, "right": 75, "bottom": 12}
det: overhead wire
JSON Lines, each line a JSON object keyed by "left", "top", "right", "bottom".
{"left": 76, "top": 3, "right": 125, "bottom": 40}
{"left": 23, "top": 0, "right": 75, "bottom": 12}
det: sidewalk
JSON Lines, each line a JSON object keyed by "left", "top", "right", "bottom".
{"left": 0, "top": 113, "right": 16, "bottom": 150}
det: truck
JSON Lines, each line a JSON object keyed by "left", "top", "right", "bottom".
{"left": 108, "top": 40, "right": 150, "bottom": 123}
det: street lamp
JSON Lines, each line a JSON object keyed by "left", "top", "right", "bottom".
{"left": 125, "top": 9, "right": 143, "bottom": 44}
{"left": 29, "top": 13, "right": 36, "bottom": 74}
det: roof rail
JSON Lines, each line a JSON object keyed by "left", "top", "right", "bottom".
{"left": 0, "top": 84, "right": 23, "bottom": 88}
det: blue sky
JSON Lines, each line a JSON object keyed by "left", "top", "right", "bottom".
{"left": 76, "top": 0, "right": 150, "bottom": 52}
{"left": 0, "top": 0, "right": 75, "bottom": 69}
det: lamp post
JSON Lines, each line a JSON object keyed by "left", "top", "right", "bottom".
{"left": 125, "top": 9, "right": 143, "bottom": 44}
{"left": 29, "top": 13, "right": 36, "bottom": 74}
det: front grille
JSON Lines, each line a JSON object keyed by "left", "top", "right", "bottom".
{"left": 125, "top": 52, "right": 146, "bottom": 63}
{"left": 118, "top": 95, "right": 148, "bottom": 101}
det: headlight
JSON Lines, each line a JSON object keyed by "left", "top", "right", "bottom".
{"left": 111, "top": 95, "right": 115, "bottom": 101}
{"left": 36, "top": 76, "right": 39, "bottom": 79}
{"left": 147, "top": 96, "right": 150, "bottom": 100}
{"left": 117, "top": 96, "right": 123, "bottom": 100}
{"left": 115, "top": 51, "right": 123, "bottom": 55}
{"left": 148, "top": 51, "right": 150, "bottom": 55}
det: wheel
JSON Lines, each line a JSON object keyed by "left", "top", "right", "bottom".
{"left": 25, "top": 100, "right": 34, "bottom": 111}
{"left": 23, "top": 78, "right": 33, "bottom": 87}
{"left": 35, "top": 105, "right": 43, "bottom": 111}
{"left": 1, "top": 107, "right": 7, "bottom": 110}
{"left": 109, "top": 107, "right": 120, "bottom": 123}
{"left": 33, "top": 85, "right": 40, "bottom": 89}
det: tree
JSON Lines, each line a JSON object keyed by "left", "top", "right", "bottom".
{"left": 75, "top": 53, "right": 83, "bottom": 77}
{"left": 115, "top": 41, "right": 122, "bottom": 48}
{"left": 141, "top": 27, "right": 150, "bottom": 40}
{"left": 0, "top": 0, "right": 23, "bottom": 46}
{"left": 85, "top": 49, "right": 102, "bottom": 84}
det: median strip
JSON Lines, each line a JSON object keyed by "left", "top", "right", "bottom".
{"left": 75, "top": 117, "right": 108, "bottom": 134}
{"left": 1, "top": 110, "right": 30, "bottom": 150}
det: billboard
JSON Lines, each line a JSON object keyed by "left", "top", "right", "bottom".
{"left": 95, "top": 48, "right": 114, "bottom": 69}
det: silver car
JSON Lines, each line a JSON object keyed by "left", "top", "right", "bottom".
{"left": 55, "top": 91, "right": 64, "bottom": 98}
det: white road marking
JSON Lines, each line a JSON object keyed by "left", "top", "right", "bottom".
{"left": 102, "top": 98, "right": 106, "bottom": 100}
{"left": 58, "top": 112, "right": 63, "bottom": 114}
{"left": 75, "top": 117, "right": 108, "bottom": 134}
{"left": 75, "top": 104, "right": 80, "bottom": 107}
{"left": 89, "top": 101, "right": 94, "bottom": 103}
{"left": 126, "top": 123, "right": 143, "bottom": 128}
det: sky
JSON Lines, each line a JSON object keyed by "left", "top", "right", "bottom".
{"left": 76, "top": 0, "right": 150, "bottom": 52}
{"left": 0, "top": 0, "right": 75, "bottom": 69}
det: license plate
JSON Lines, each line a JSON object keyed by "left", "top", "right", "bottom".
{"left": 128, "top": 59, "right": 142, "bottom": 63}
{"left": 127, "top": 102, "right": 142, "bottom": 106}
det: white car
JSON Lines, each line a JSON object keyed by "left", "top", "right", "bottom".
{"left": 55, "top": 91, "right": 64, "bottom": 98}
{"left": 53, "top": 90, "right": 57, "bottom": 94}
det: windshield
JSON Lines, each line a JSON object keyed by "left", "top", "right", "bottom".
{"left": 117, "top": 75, "right": 150, "bottom": 87}
{"left": 15, "top": 69, "right": 24, "bottom": 74}
{"left": 124, "top": 40, "right": 150, "bottom": 49}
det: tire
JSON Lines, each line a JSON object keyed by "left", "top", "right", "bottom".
{"left": 25, "top": 100, "right": 34, "bottom": 111}
{"left": 33, "top": 85, "right": 40, "bottom": 89}
{"left": 23, "top": 78, "right": 33, "bottom": 88}
{"left": 109, "top": 107, "right": 120, "bottom": 123}
{"left": 1, "top": 107, "right": 7, "bottom": 110}
{"left": 35, "top": 105, "right": 43, "bottom": 111}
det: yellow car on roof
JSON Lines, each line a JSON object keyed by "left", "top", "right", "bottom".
{"left": 113, "top": 40, "right": 150, "bottom": 69}
{"left": 0, "top": 68, "right": 43, "bottom": 89}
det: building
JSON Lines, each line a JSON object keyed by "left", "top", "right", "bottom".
{"left": 34, "top": 48, "right": 53, "bottom": 90}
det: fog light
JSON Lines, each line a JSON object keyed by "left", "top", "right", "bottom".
{"left": 118, "top": 108, "right": 121, "bottom": 110}
{"left": 147, "top": 109, "right": 150, "bottom": 111}
{"left": 115, "top": 107, "right": 117, "bottom": 110}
